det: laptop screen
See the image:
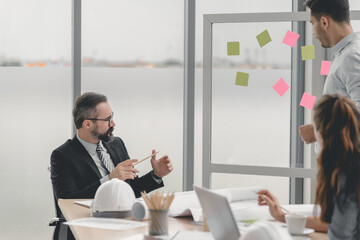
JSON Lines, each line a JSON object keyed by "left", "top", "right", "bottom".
{"left": 194, "top": 185, "right": 241, "bottom": 240}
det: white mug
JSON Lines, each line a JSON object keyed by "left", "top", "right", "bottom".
{"left": 285, "top": 214, "right": 307, "bottom": 234}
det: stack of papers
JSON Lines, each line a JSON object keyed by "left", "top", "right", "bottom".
{"left": 64, "top": 217, "right": 146, "bottom": 231}
{"left": 74, "top": 200, "right": 92, "bottom": 208}
{"left": 122, "top": 231, "right": 213, "bottom": 240}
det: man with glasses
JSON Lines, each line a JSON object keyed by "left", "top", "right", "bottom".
{"left": 50, "top": 92, "right": 173, "bottom": 239}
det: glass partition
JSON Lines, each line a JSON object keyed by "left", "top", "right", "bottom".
{"left": 211, "top": 22, "right": 291, "bottom": 168}
{"left": 194, "top": 0, "right": 293, "bottom": 186}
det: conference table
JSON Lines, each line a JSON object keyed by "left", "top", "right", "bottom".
{"left": 58, "top": 199, "right": 328, "bottom": 240}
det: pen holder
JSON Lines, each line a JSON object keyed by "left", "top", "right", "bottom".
{"left": 148, "top": 209, "right": 169, "bottom": 236}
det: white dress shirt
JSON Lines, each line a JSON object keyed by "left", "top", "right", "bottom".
{"left": 76, "top": 134, "right": 162, "bottom": 184}
{"left": 324, "top": 32, "right": 360, "bottom": 110}
{"left": 77, "top": 134, "right": 111, "bottom": 184}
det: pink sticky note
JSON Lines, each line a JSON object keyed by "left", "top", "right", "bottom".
{"left": 320, "top": 60, "right": 331, "bottom": 75}
{"left": 282, "top": 30, "right": 300, "bottom": 47}
{"left": 273, "top": 78, "right": 290, "bottom": 96}
{"left": 300, "top": 92, "right": 317, "bottom": 110}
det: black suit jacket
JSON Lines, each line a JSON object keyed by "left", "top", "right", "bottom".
{"left": 50, "top": 136, "right": 163, "bottom": 239}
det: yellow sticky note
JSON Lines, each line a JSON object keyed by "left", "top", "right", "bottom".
{"left": 256, "top": 30, "right": 272, "bottom": 48}
{"left": 301, "top": 45, "right": 315, "bottom": 61}
{"left": 227, "top": 42, "right": 240, "bottom": 56}
{"left": 235, "top": 72, "right": 249, "bottom": 86}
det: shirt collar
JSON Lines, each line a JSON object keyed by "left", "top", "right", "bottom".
{"left": 76, "top": 134, "right": 102, "bottom": 155}
{"left": 331, "top": 32, "right": 360, "bottom": 59}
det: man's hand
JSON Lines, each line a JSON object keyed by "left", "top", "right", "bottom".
{"left": 150, "top": 149, "right": 173, "bottom": 178}
{"left": 257, "top": 189, "right": 285, "bottom": 222}
{"left": 109, "top": 159, "right": 139, "bottom": 180}
{"left": 299, "top": 124, "right": 316, "bottom": 144}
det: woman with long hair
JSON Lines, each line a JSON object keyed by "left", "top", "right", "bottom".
{"left": 259, "top": 94, "right": 360, "bottom": 239}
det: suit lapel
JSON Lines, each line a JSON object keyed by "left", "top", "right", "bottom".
{"left": 72, "top": 136, "right": 102, "bottom": 179}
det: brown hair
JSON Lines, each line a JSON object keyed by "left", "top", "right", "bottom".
{"left": 313, "top": 94, "right": 360, "bottom": 222}
{"left": 72, "top": 92, "right": 107, "bottom": 129}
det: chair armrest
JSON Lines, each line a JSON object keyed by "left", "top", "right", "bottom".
{"left": 48, "top": 217, "right": 66, "bottom": 226}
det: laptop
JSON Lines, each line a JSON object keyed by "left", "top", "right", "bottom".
{"left": 194, "top": 185, "right": 246, "bottom": 240}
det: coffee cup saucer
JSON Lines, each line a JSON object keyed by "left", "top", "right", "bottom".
{"left": 292, "top": 228, "right": 315, "bottom": 236}
{"left": 292, "top": 237, "right": 310, "bottom": 240}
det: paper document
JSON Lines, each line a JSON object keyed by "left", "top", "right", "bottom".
{"left": 171, "top": 230, "right": 214, "bottom": 240}
{"left": 122, "top": 234, "right": 144, "bottom": 240}
{"left": 132, "top": 187, "right": 263, "bottom": 221}
{"left": 192, "top": 200, "right": 259, "bottom": 223}
{"left": 232, "top": 204, "right": 316, "bottom": 222}
{"left": 74, "top": 200, "right": 92, "bottom": 208}
{"left": 282, "top": 204, "right": 317, "bottom": 216}
{"left": 169, "top": 186, "right": 262, "bottom": 217}
{"left": 122, "top": 234, "right": 172, "bottom": 240}
{"left": 64, "top": 217, "right": 146, "bottom": 231}
{"left": 188, "top": 208, "right": 202, "bottom": 222}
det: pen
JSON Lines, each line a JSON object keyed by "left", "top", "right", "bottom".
{"left": 133, "top": 151, "right": 160, "bottom": 166}
{"left": 254, "top": 191, "right": 290, "bottom": 213}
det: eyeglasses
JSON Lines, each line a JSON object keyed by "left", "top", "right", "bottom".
{"left": 87, "top": 113, "right": 114, "bottom": 126}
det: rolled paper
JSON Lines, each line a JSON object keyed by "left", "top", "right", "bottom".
{"left": 132, "top": 201, "right": 149, "bottom": 220}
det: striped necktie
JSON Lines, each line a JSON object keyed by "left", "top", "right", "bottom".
{"left": 96, "top": 143, "right": 114, "bottom": 173}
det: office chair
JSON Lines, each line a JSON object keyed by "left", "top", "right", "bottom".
{"left": 48, "top": 166, "right": 74, "bottom": 240}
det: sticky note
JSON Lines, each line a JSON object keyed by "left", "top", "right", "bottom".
{"left": 273, "top": 78, "right": 290, "bottom": 96}
{"left": 301, "top": 45, "right": 315, "bottom": 61}
{"left": 300, "top": 92, "right": 317, "bottom": 110}
{"left": 283, "top": 30, "right": 300, "bottom": 47}
{"left": 241, "top": 219, "right": 259, "bottom": 224}
{"left": 235, "top": 72, "right": 249, "bottom": 86}
{"left": 227, "top": 42, "right": 240, "bottom": 56}
{"left": 256, "top": 30, "right": 272, "bottom": 48}
{"left": 320, "top": 60, "right": 331, "bottom": 75}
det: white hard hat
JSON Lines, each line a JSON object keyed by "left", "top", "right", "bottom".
{"left": 91, "top": 178, "right": 136, "bottom": 218}
{"left": 240, "top": 221, "right": 292, "bottom": 240}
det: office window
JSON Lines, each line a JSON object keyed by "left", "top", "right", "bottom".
{"left": 194, "top": 1, "right": 292, "bottom": 186}
{"left": 0, "top": 1, "right": 71, "bottom": 240}
{"left": 82, "top": 0, "right": 184, "bottom": 192}
{"left": 211, "top": 22, "right": 291, "bottom": 168}
{"left": 350, "top": 0, "right": 360, "bottom": 10}
{"left": 195, "top": 0, "right": 292, "bottom": 66}
{"left": 0, "top": 0, "right": 71, "bottom": 66}
{"left": 212, "top": 173, "right": 290, "bottom": 204}
{"left": 82, "top": 0, "right": 183, "bottom": 67}
{"left": 352, "top": 20, "right": 360, "bottom": 32}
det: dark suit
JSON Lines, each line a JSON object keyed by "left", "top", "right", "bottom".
{"left": 50, "top": 136, "right": 163, "bottom": 239}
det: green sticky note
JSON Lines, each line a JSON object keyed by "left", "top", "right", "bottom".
{"left": 227, "top": 42, "right": 240, "bottom": 56}
{"left": 256, "top": 30, "right": 272, "bottom": 48}
{"left": 241, "top": 219, "right": 259, "bottom": 224}
{"left": 235, "top": 72, "right": 249, "bottom": 86}
{"left": 301, "top": 45, "right": 315, "bottom": 60}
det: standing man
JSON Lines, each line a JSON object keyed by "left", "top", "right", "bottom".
{"left": 50, "top": 92, "right": 173, "bottom": 239}
{"left": 300, "top": 0, "right": 360, "bottom": 144}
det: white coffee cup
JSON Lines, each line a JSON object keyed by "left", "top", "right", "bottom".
{"left": 285, "top": 213, "right": 307, "bottom": 234}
